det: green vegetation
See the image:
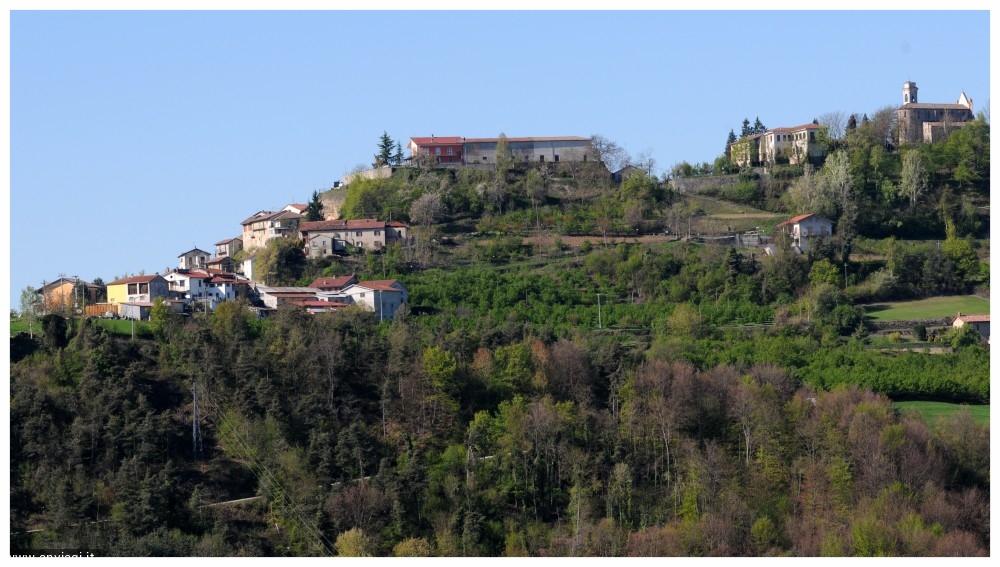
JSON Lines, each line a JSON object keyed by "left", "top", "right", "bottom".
{"left": 9, "top": 123, "right": 990, "bottom": 557}
{"left": 864, "top": 295, "right": 989, "bottom": 321}
{"left": 895, "top": 401, "right": 989, "bottom": 425}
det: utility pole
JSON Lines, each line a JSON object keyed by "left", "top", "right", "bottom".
{"left": 597, "top": 293, "right": 603, "bottom": 330}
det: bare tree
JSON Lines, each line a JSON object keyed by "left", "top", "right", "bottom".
{"left": 409, "top": 192, "right": 446, "bottom": 226}
{"left": 817, "top": 111, "right": 847, "bottom": 140}
{"left": 870, "top": 105, "right": 898, "bottom": 146}
{"left": 589, "top": 134, "right": 628, "bottom": 172}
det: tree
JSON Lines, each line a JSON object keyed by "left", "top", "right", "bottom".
{"left": 846, "top": 114, "right": 858, "bottom": 133}
{"left": 725, "top": 129, "right": 738, "bottom": 158}
{"left": 19, "top": 286, "right": 38, "bottom": 338}
{"left": 334, "top": 527, "right": 373, "bottom": 557}
{"left": 374, "top": 131, "right": 395, "bottom": 168}
{"left": 741, "top": 118, "right": 752, "bottom": 138}
{"left": 256, "top": 238, "right": 306, "bottom": 286}
{"left": 393, "top": 141, "right": 405, "bottom": 166}
{"left": 306, "top": 190, "right": 324, "bottom": 221}
{"left": 752, "top": 116, "right": 767, "bottom": 135}
{"left": 898, "top": 151, "right": 928, "bottom": 209}
{"left": 590, "top": 134, "right": 628, "bottom": 172}
{"left": 409, "top": 192, "right": 446, "bottom": 226}
{"left": 495, "top": 132, "right": 513, "bottom": 177}
{"left": 818, "top": 111, "right": 847, "bottom": 140}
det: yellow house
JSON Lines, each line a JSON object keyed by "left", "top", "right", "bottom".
{"left": 106, "top": 275, "right": 169, "bottom": 305}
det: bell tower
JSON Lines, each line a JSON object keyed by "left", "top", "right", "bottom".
{"left": 902, "top": 81, "right": 918, "bottom": 104}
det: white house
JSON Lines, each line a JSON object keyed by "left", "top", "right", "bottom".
{"left": 775, "top": 213, "right": 833, "bottom": 253}
{"left": 164, "top": 269, "right": 244, "bottom": 311}
{"left": 338, "top": 279, "right": 408, "bottom": 321}
{"left": 254, "top": 285, "right": 323, "bottom": 309}
{"left": 178, "top": 248, "right": 212, "bottom": 270}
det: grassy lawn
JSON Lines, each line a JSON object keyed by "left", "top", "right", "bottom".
{"left": 9, "top": 317, "right": 152, "bottom": 338}
{"left": 864, "top": 295, "right": 989, "bottom": 321}
{"left": 894, "top": 401, "right": 989, "bottom": 426}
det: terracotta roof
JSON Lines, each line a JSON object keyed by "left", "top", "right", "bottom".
{"left": 109, "top": 274, "right": 163, "bottom": 285}
{"left": 215, "top": 236, "right": 241, "bottom": 245}
{"left": 389, "top": 221, "right": 409, "bottom": 228}
{"left": 354, "top": 279, "right": 405, "bottom": 292}
{"left": 310, "top": 275, "right": 357, "bottom": 290}
{"left": 346, "top": 219, "right": 387, "bottom": 230}
{"left": 776, "top": 213, "right": 821, "bottom": 227}
{"left": 409, "top": 136, "right": 465, "bottom": 146}
{"left": 955, "top": 314, "right": 990, "bottom": 323}
{"left": 286, "top": 203, "right": 308, "bottom": 212}
{"left": 206, "top": 256, "right": 231, "bottom": 265}
{"left": 300, "top": 219, "right": 348, "bottom": 232}
{"left": 768, "top": 123, "right": 822, "bottom": 133}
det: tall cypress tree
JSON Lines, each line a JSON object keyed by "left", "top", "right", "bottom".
{"left": 374, "top": 131, "right": 395, "bottom": 167}
{"left": 306, "top": 190, "right": 324, "bottom": 221}
{"left": 725, "top": 129, "right": 737, "bottom": 158}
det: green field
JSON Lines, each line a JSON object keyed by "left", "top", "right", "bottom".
{"left": 10, "top": 317, "right": 151, "bottom": 338}
{"left": 864, "top": 295, "right": 989, "bottom": 322}
{"left": 894, "top": 401, "right": 990, "bottom": 425}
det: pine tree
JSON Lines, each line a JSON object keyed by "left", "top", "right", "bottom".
{"left": 846, "top": 114, "right": 858, "bottom": 132}
{"left": 725, "top": 129, "right": 738, "bottom": 158}
{"left": 393, "top": 141, "right": 404, "bottom": 165}
{"left": 306, "top": 190, "right": 324, "bottom": 221}
{"left": 741, "top": 118, "right": 752, "bottom": 138}
{"left": 752, "top": 116, "right": 767, "bottom": 135}
{"left": 374, "top": 131, "right": 395, "bottom": 168}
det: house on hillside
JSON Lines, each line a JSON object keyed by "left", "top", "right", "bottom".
{"left": 952, "top": 313, "right": 989, "bottom": 342}
{"left": 165, "top": 269, "right": 246, "bottom": 311}
{"left": 254, "top": 285, "right": 322, "bottom": 309}
{"left": 241, "top": 209, "right": 302, "bottom": 251}
{"left": 206, "top": 255, "right": 236, "bottom": 273}
{"left": 774, "top": 213, "right": 832, "bottom": 253}
{"left": 178, "top": 248, "right": 212, "bottom": 270}
{"left": 299, "top": 219, "right": 411, "bottom": 257}
{"left": 36, "top": 277, "right": 102, "bottom": 314}
{"left": 898, "top": 81, "right": 975, "bottom": 145}
{"left": 107, "top": 275, "right": 169, "bottom": 306}
{"left": 407, "top": 136, "right": 466, "bottom": 164}
{"left": 339, "top": 279, "right": 408, "bottom": 321}
{"left": 215, "top": 236, "right": 243, "bottom": 258}
{"left": 731, "top": 123, "right": 826, "bottom": 168}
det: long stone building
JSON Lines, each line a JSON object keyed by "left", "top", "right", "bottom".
{"left": 897, "top": 81, "right": 975, "bottom": 145}
{"left": 407, "top": 135, "right": 592, "bottom": 165}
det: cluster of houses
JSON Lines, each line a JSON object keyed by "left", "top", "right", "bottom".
{"left": 36, "top": 202, "right": 413, "bottom": 322}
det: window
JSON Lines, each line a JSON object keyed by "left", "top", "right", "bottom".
{"left": 435, "top": 147, "right": 441, "bottom": 155}
{"left": 447, "top": 147, "right": 453, "bottom": 155}
{"left": 374, "top": 230, "right": 380, "bottom": 236}
{"left": 128, "top": 283, "right": 138, "bottom": 294}
{"left": 554, "top": 154, "right": 559, "bottom": 162}
{"left": 356, "top": 231, "right": 362, "bottom": 237}
{"left": 539, "top": 155, "right": 545, "bottom": 162}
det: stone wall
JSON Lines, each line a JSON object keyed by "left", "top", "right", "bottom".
{"left": 669, "top": 174, "right": 741, "bottom": 194}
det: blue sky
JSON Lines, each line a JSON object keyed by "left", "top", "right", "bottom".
{"left": 6, "top": 9, "right": 992, "bottom": 312}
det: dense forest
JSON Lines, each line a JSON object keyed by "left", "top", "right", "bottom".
{"left": 10, "top": 117, "right": 990, "bottom": 556}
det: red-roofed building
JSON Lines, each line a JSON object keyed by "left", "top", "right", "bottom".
{"left": 953, "top": 313, "right": 990, "bottom": 342}
{"left": 407, "top": 136, "right": 465, "bottom": 164}
{"left": 310, "top": 275, "right": 358, "bottom": 292}
{"left": 241, "top": 208, "right": 302, "bottom": 251}
{"left": 215, "top": 236, "right": 243, "bottom": 258}
{"left": 775, "top": 213, "right": 832, "bottom": 253}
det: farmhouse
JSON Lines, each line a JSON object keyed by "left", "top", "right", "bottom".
{"left": 952, "top": 313, "right": 989, "bottom": 342}
{"left": 730, "top": 123, "right": 826, "bottom": 168}
{"left": 775, "top": 213, "right": 832, "bottom": 253}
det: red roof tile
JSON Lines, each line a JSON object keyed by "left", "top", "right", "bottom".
{"left": 409, "top": 136, "right": 465, "bottom": 146}
{"left": 776, "top": 213, "right": 816, "bottom": 227}
{"left": 355, "top": 279, "right": 405, "bottom": 292}
{"left": 300, "top": 220, "right": 348, "bottom": 232}
{"left": 769, "top": 123, "right": 822, "bottom": 133}
{"left": 241, "top": 210, "right": 278, "bottom": 225}
{"left": 310, "top": 275, "right": 357, "bottom": 290}
{"left": 463, "top": 136, "right": 589, "bottom": 143}
{"left": 955, "top": 314, "right": 990, "bottom": 323}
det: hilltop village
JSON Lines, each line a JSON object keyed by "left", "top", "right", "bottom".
{"left": 12, "top": 81, "right": 991, "bottom": 558}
